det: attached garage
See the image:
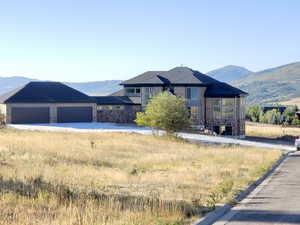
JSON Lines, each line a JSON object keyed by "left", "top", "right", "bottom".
{"left": 57, "top": 106, "right": 93, "bottom": 123}
{"left": 11, "top": 107, "right": 50, "bottom": 124}
{"left": 0, "top": 82, "right": 97, "bottom": 124}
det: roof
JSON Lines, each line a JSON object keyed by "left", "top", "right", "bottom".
{"left": 121, "top": 67, "right": 248, "bottom": 97}
{"left": 205, "top": 82, "right": 248, "bottom": 98}
{"left": 262, "top": 106, "right": 287, "bottom": 113}
{"left": 121, "top": 67, "right": 219, "bottom": 86}
{"left": 0, "top": 82, "right": 96, "bottom": 103}
{"left": 93, "top": 96, "right": 141, "bottom": 105}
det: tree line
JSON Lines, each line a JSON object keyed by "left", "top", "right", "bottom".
{"left": 246, "top": 105, "right": 300, "bottom": 125}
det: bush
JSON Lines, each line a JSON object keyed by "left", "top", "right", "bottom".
{"left": 135, "top": 92, "right": 190, "bottom": 134}
{"left": 0, "top": 111, "right": 5, "bottom": 127}
{"left": 283, "top": 106, "right": 297, "bottom": 124}
{"left": 246, "top": 105, "right": 261, "bottom": 122}
{"left": 292, "top": 118, "right": 300, "bottom": 126}
{"left": 264, "top": 109, "right": 282, "bottom": 124}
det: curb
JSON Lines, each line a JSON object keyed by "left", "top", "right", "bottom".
{"left": 192, "top": 151, "right": 292, "bottom": 225}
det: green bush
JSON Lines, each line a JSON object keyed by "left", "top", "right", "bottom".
{"left": 135, "top": 92, "right": 190, "bottom": 135}
{"left": 283, "top": 106, "right": 298, "bottom": 125}
{"left": 292, "top": 118, "right": 300, "bottom": 126}
{"left": 246, "top": 105, "right": 261, "bottom": 122}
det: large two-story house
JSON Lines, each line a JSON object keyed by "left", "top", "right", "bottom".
{"left": 96, "top": 67, "right": 248, "bottom": 136}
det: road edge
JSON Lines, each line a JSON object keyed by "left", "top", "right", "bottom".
{"left": 192, "top": 151, "right": 292, "bottom": 225}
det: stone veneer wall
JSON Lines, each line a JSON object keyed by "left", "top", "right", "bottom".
{"left": 97, "top": 105, "right": 141, "bottom": 123}
{"left": 205, "top": 97, "right": 245, "bottom": 136}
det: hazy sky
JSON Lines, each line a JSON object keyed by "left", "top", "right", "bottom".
{"left": 0, "top": 0, "right": 299, "bottom": 82}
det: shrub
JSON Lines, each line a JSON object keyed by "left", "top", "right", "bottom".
{"left": 246, "top": 105, "right": 261, "bottom": 122}
{"left": 283, "top": 106, "right": 298, "bottom": 124}
{"left": 0, "top": 111, "right": 5, "bottom": 127}
{"left": 264, "top": 109, "right": 282, "bottom": 124}
{"left": 292, "top": 118, "right": 300, "bottom": 126}
{"left": 135, "top": 92, "right": 190, "bottom": 135}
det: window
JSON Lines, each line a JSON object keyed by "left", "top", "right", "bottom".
{"left": 97, "top": 105, "right": 113, "bottom": 110}
{"left": 222, "top": 99, "right": 235, "bottom": 119}
{"left": 190, "top": 106, "right": 200, "bottom": 123}
{"left": 115, "top": 105, "right": 124, "bottom": 110}
{"left": 211, "top": 98, "right": 235, "bottom": 119}
{"left": 126, "top": 88, "right": 135, "bottom": 94}
{"left": 145, "top": 87, "right": 153, "bottom": 98}
{"left": 126, "top": 88, "right": 141, "bottom": 95}
{"left": 211, "top": 98, "right": 221, "bottom": 119}
{"left": 187, "top": 88, "right": 200, "bottom": 101}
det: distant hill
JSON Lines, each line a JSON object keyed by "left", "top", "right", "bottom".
{"left": 232, "top": 61, "right": 300, "bottom": 105}
{"left": 0, "top": 76, "right": 122, "bottom": 96}
{"left": 207, "top": 65, "right": 253, "bottom": 83}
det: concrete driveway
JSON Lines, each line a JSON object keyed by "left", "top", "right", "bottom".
{"left": 213, "top": 152, "right": 300, "bottom": 225}
{"left": 8, "top": 122, "right": 295, "bottom": 151}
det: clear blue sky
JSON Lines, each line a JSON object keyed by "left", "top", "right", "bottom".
{"left": 0, "top": 0, "right": 299, "bottom": 82}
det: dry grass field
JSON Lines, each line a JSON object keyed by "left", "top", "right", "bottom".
{"left": 246, "top": 122, "right": 300, "bottom": 139}
{"left": 0, "top": 128, "right": 282, "bottom": 225}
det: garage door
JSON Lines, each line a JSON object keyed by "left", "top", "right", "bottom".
{"left": 11, "top": 107, "right": 50, "bottom": 124}
{"left": 57, "top": 106, "right": 92, "bottom": 123}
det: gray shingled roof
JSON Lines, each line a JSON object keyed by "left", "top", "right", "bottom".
{"left": 121, "top": 67, "right": 219, "bottom": 86}
{"left": 121, "top": 67, "right": 247, "bottom": 97}
{"left": 93, "top": 96, "right": 140, "bottom": 105}
{"left": 205, "top": 82, "right": 248, "bottom": 97}
{"left": 0, "top": 82, "right": 96, "bottom": 103}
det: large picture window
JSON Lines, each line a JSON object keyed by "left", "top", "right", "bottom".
{"left": 222, "top": 99, "right": 235, "bottom": 119}
{"left": 211, "top": 98, "right": 235, "bottom": 119}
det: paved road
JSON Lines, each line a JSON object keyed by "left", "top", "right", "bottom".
{"left": 214, "top": 152, "right": 300, "bottom": 225}
{"left": 8, "top": 123, "right": 295, "bottom": 152}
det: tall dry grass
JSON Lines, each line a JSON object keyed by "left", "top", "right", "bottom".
{"left": 0, "top": 128, "right": 282, "bottom": 225}
{"left": 246, "top": 122, "right": 300, "bottom": 138}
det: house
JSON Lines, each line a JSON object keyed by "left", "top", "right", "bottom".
{"left": 262, "top": 106, "right": 287, "bottom": 114}
{"left": 95, "top": 67, "right": 248, "bottom": 136}
{"left": 0, "top": 67, "right": 248, "bottom": 136}
{"left": 0, "top": 82, "right": 97, "bottom": 124}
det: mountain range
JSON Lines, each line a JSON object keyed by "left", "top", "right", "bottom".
{"left": 1, "top": 62, "right": 300, "bottom": 106}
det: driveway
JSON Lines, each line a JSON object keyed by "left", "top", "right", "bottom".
{"left": 213, "top": 152, "right": 300, "bottom": 225}
{"left": 8, "top": 122, "right": 295, "bottom": 151}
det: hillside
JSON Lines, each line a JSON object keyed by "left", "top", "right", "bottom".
{"left": 0, "top": 76, "right": 122, "bottom": 96}
{"left": 232, "top": 62, "right": 300, "bottom": 105}
{"left": 207, "top": 65, "right": 253, "bottom": 82}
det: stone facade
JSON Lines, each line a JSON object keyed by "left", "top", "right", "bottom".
{"left": 5, "top": 103, "right": 97, "bottom": 124}
{"left": 97, "top": 105, "right": 141, "bottom": 123}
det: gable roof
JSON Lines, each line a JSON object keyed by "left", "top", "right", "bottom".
{"left": 0, "top": 82, "right": 96, "bottom": 103}
{"left": 121, "top": 67, "right": 219, "bottom": 86}
{"left": 93, "top": 96, "right": 141, "bottom": 105}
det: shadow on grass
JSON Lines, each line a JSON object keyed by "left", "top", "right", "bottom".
{"left": 0, "top": 176, "right": 203, "bottom": 217}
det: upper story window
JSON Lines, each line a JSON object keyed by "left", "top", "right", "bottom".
{"left": 125, "top": 88, "right": 141, "bottom": 95}
{"left": 211, "top": 98, "right": 235, "bottom": 119}
{"left": 145, "top": 87, "right": 153, "bottom": 98}
{"left": 187, "top": 87, "right": 200, "bottom": 101}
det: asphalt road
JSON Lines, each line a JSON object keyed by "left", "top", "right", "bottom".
{"left": 214, "top": 152, "right": 300, "bottom": 225}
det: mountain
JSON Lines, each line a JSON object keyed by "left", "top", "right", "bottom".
{"left": 0, "top": 76, "right": 122, "bottom": 96}
{"left": 232, "top": 61, "right": 300, "bottom": 105}
{"left": 207, "top": 65, "right": 253, "bottom": 82}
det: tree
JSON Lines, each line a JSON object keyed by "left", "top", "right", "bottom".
{"left": 264, "top": 109, "right": 282, "bottom": 124}
{"left": 283, "top": 106, "right": 297, "bottom": 125}
{"left": 246, "top": 105, "right": 261, "bottom": 122}
{"left": 135, "top": 92, "right": 190, "bottom": 135}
